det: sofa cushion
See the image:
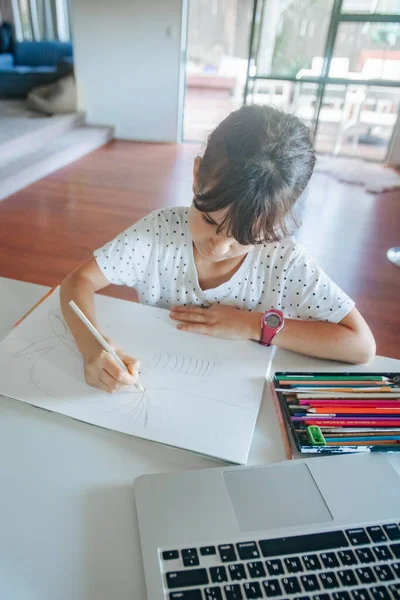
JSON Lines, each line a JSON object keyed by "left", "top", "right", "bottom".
{"left": 14, "top": 41, "right": 73, "bottom": 67}
{"left": 0, "top": 53, "right": 13, "bottom": 70}
{"left": 14, "top": 66, "right": 55, "bottom": 74}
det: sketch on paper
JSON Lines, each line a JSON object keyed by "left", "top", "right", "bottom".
{"left": 0, "top": 288, "right": 270, "bottom": 463}
{"left": 12, "top": 311, "right": 219, "bottom": 428}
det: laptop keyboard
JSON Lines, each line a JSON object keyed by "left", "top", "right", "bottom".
{"left": 160, "top": 522, "right": 400, "bottom": 599}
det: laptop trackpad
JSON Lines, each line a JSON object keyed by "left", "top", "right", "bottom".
{"left": 223, "top": 463, "right": 333, "bottom": 532}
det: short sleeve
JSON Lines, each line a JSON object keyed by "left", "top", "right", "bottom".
{"left": 284, "top": 247, "right": 355, "bottom": 323}
{"left": 94, "top": 213, "right": 157, "bottom": 286}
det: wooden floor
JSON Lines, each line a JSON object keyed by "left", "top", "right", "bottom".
{"left": 0, "top": 140, "right": 399, "bottom": 359}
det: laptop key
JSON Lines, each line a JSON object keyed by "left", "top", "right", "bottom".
{"left": 303, "top": 554, "right": 322, "bottom": 570}
{"left": 356, "top": 567, "right": 376, "bottom": 584}
{"left": 200, "top": 546, "right": 216, "bottom": 556}
{"left": 261, "top": 579, "right": 281, "bottom": 598}
{"left": 392, "top": 562, "right": 400, "bottom": 578}
{"left": 282, "top": 576, "right": 301, "bottom": 594}
{"left": 338, "top": 549, "right": 358, "bottom": 566}
{"left": 320, "top": 551, "right": 340, "bottom": 569}
{"left": 338, "top": 569, "right": 358, "bottom": 586}
{"left": 236, "top": 542, "right": 259, "bottom": 560}
{"left": 204, "top": 587, "right": 223, "bottom": 600}
{"left": 285, "top": 556, "right": 303, "bottom": 573}
{"left": 370, "top": 586, "right": 391, "bottom": 599}
{"left": 374, "top": 565, "right": 395, "bottom": 582}
{"left": 224, "top": 584, "right": 243, "bottom": 600}
{"left": 300, "top": 573, "right": 320, "bottom": 592}
{"left": 219, "top": 544, "right": 237, "bottom": 562}
{"left": 390, "top": 543, "right": 400, "bottom": 558}
{"left": 182, "top": 548, "right": 199, "bottom": 567}
{"left": 259, "top": 530, "right": 348, "bottom": 557}
{"left": 182, "top": 548, "right": 197, "bottom": 557}
{"left": 388, "top": 583, "right": 400, "bottom": 599}
{"left": 346, "top": 529, "right": 370, "bottom": 546}
{"left": 374, "top": 545, "right": 393, "bottom": 561}
{"left": 383, "top": 523, "right": 400, "bottom": 541}
{"left": 356, "top": 547, "right": 375, "bottom": 563}
{"left": 244, "top": 580, "right": 263, "bottom": 598}
{"left": 332, "top": 593, "right": 351, "bottom": 600}
{"left": 166, "top": 569, "right": 208, "bottom": 589}
{"left": 367, "top": 526, "right": 387, "bottom": 543}
{"left": 314, "top": 596, "right": 330, "bottom": 600}
{"left": 228, "top": 563, "right": 247, "bottom": 581}
{"left": 247, "top": 561, "right": 265, "bottom": 578}
{"left": 319, "top": 571, "right": 339, "bottom": 589}
{"left": 210, "top": 566, "right": 228, "bottom": 583}
{"left": 169, "top": 591, "right": 203, "bottom": 600}
{"left": 183, "top": 556, "right": 199, "bottom": 567}
{"left": 265, "top": 558, "right": 284, "bottom": 576}
{"left": 163, "top": 550, "right": 179, "bottom": 560}
{"left": 351, "top": 589, "right": 372, "bottom": 600}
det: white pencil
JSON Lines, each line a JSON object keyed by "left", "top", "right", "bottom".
{"left": 68, "top": 300, "right": 144, "bottom": 392}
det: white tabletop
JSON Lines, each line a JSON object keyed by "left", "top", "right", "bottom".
{"left": 1, "top": 276, "right": 399, "bottom": 600}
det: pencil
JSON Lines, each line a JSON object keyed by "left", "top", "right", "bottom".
{"left": 304, "top": 407, "right": 400, "bottom": 415}
{"left": 278, "top": 375, "right": 391, "bottom": 382}
{"left": 69, "top": 300, "right": 144, "bottom": 393}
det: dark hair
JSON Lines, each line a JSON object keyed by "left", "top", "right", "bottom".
{"left": 193, "top": 105, "right": 316, "bottom": 245}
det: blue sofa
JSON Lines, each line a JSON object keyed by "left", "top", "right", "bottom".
{"left": 0, "top": 41, "right": 73, "bottom": 99}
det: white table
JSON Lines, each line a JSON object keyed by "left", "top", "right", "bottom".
{"left": 1, "top": 277, "right": 399, "bottom": 600}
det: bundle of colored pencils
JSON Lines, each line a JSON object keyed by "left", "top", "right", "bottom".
{"left": 276, "top": 373, "right": 400, "bottom": 449}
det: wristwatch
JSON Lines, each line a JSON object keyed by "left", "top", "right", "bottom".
{"left": 260, "top": 309, "right": 285, "bottom": 346}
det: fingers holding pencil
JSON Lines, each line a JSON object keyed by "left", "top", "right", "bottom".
{"left": 85, "top": 347, "right": 142, "bottom": 394}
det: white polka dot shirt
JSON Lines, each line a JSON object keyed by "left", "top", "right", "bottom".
{"left": 94, "top": 207, "right": 354, "bottom": 322}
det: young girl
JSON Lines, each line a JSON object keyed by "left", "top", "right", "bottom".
{"left": 60, "top": 105, "right": 376, "bottom": 394}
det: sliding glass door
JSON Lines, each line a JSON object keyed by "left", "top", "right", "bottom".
{"left": 245, "top": 0, "right": 400, "bottom": 161}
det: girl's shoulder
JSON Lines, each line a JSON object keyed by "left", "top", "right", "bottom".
{"left": 149, "top": 206, "right": 190, "bottom": 226}
{"left": 124, "top": 206, "right": 190, "bottom": 239}
{"left": 257, "top": 237, "right": 301, "bottom": 262}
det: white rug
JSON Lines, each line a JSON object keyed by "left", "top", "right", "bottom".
{"left": 314, "top": 154, "right": 400, "bottom": 194}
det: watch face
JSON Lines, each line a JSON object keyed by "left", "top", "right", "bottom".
{"left": 265, "top": 313, "right": 281, "bottom": 329}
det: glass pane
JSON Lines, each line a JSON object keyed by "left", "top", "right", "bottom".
{"left": 314, "top": 84, "right": 399, "bottom": 161}
{"left": 255, "top": 0, "right": 334, "bottom": 77}
{"left": 342, "top": 0, "right": 400, "bottom": 14}
{"left": 184, "top": 0, "right": 253, "bottom": 142}
{"left": 247, "top": 79, "right": 319, "bottom": 129}
{"left": 332, "top": 22, "right": 400, "bottom": 80}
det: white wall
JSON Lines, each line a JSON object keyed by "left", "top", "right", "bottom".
{"left": 70, "top": 0, "right": 184, "bottom": 142}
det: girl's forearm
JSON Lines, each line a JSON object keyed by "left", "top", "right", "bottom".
{"left": 248, "top": 313, "right": 375, "bottom": 364}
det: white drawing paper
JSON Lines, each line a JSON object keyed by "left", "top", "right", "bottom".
{"left": 0, "top": 288, "right": 272, "bottom": 463}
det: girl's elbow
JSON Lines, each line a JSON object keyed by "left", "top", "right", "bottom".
{"left": 351, "top": 334, "right": 376, "bottom": 365}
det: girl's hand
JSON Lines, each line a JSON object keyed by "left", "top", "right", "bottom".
{"left": 169, "top": 304, "right": 261, "bottom": 341}
{"left": 83, "top": 338, "right": 140, "bottom": 394}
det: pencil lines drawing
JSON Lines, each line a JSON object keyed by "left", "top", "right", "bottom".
{"left": 11, "top": 311, "right": 223, "bottom": 428}
{"left": 13, "top": 312, "right": 81, "bottom": 397}
{"left": 148, "top": 353, "right": 215, "bottom": 376}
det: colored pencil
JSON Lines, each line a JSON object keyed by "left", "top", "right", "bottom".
{"left": 318, "top": 427, "right": 400, "bottom": 433}
{"left": 278, "top": 375, "right": 391, "bottom": 382}
{"left": 279, "top": 380, "right": 393, "bottom": 386}
{"left": 325, "top": 440, "right": 399, "bottom": 446}
{"left": 292, "top": 418, "right": 400, "bottom": 427}
{"left": 299, "top": 399, "right": 400, "bottom": 407}
{"left": 301, "top": 407, "right": 400, "bottom": 415}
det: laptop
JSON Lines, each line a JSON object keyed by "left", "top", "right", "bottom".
{"left": 134, "top": 453, "right": 400, "bottom": 600}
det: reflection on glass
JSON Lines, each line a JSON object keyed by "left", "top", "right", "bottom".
{"left": 332, "top": 22, "right": 400, "bottom": 80}
{"left": 342, "top": 0, "right": 400, "bottom": 14}
{"left": 246, "top": 80, "right": 319, "bottom": 129}
{"left": 256, "top": 0, "right": 334, "bottom": 77}
{"left": 184, "top": 0, "right": 253, "bottom": 142}
{"left": 314, "top": 84, "right": 400, "bottom": 160}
